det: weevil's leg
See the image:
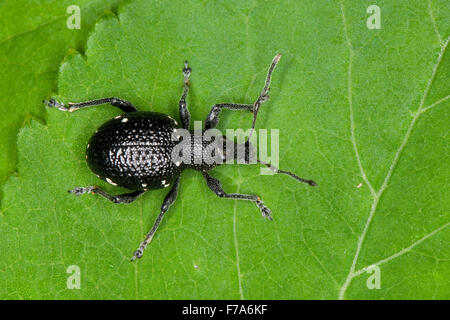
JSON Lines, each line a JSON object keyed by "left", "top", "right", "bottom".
{"left": 68, "top": 186, "right": 144, "bottom": 203}
{"left": 257, "top": 160, "right": 317, "bottom": 187}
{"left": 205, "top": 103, "right": 254, "bottom": 130}
{"left": 202, "top": 171, "right": 272, "bottom": 220}
{"left": 131, "top": 177, "right": 180, "bottom": 261}
{"left": 43, "top": 97, "right": 137, "bottom": 113}
{"left": 179, "top": 61, "right": 191, "bottom": 129}
{"left": 204, "top": 54, "right": 281, "bottom": 134}
{"left": 248, "top": 53, "right": 281, "bottom": 139}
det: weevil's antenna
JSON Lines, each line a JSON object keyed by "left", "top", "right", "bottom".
{"left": 248, "top": 54, "right": 282, "bottom": 142}
{"left": 242, "top": 55, "right": 315, "bottom": 187}
{"left": 257, "top": 159, "right": 317, "bottom": 187}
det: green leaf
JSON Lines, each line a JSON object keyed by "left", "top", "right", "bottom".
{"left": 0, "top": 0, "right": 448, "bottom": 299}
{"left": 0, "top": 0, "right": 121, "bottom": 203}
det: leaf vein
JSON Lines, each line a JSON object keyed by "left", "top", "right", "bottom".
{"left": 428, "top": 0, "right": 443, "bottom": 46}
{"left": 354, "top": 222, "right": 450, "bottom": 277}
{"left": 340, "top": 1, "right": 376, "bottom": 198}
{"left": 338, "top": 3, "right": 449, "bottom": 299}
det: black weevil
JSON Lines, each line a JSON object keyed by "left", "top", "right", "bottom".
{"left": 44, "top": 54, "right": 317, "bottom": 261}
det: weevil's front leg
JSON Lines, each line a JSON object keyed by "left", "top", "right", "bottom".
{"left": 131, "top": 177, "right": 180, "bottom": 261}
{"left": 178, "top": 61, "right": 191, "bottom": 130}
{"left": 205, "top": 103, "right": 254, "bottom": 130}
{"left": 249, "top": 54, "right": 281, "bottom": 138}
{"left": 202, "top": 171, "right": 272, "bottom": 220}
{"left": 69, "top": 186, "right": 144, "bottom": 204}
{"left": 204, "top": 54, "right": 281, "bottom": 134}
{"left": 43, "top": 97, "right": 137, "bottom": 113}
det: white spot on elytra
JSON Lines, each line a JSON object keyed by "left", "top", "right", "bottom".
{"left": 161, "top": 180, "right": 166, "bottom": 185}
{"left": 114, "top": 115, "right": 122, "bottom": 119}
{"left": 106, "top": 178, "right": 117, "bottom": 186}
{"left": 142, "top": 183, "right": 147, "bottom": 188}
{"left": 121, "top": 118, "right": 128, "bottom": 123}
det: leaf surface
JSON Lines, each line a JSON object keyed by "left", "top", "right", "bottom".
{"left": 0, "top": 0, "right": 120, "bottom": 203}
{"left": 0, "top": 0, "right": 448, "bottom": 299}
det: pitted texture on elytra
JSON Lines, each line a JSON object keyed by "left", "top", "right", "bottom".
{"left": 86, "top": 111, "right": 180, "bottom": 190}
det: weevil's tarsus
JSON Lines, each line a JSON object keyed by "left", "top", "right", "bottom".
{"left": 131, "top": 177, "right": 180, "bottom": 261}
{"left": 43, "top": 99, "right": 70, "bottom": 112}
{"left": 69, "top": 186, "right": 144, "bottom": 203}
{"left": 179, "top": 61, "right": 192, "bottom": 130}
{"left": 68, "top": 186, "right": 95, "bottom": 195}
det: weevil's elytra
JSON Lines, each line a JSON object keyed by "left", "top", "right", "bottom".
{"left": 86, "top": 111, "right": 181, "bottom": 191}
{"left": 43, "top": 54, "right": 317, "bottom": 262}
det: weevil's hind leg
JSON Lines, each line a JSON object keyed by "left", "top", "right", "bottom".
{"left": 43, "top": 97, "right": 137, "bottom": 113}
{"left": 202, "top": 171, "right": 272, "bottom": 220}
{"left": 257, "top": 160, "right": 317, "bottom": 187}
{"left": 204, "top": 54, "right": 281, "bottom": 133}
{"left": 69, "top": 186, "right": 145, "bottom": 203}
{"left": 179, "top": 61, "right": 191, "bottom": 129}
{"left": 131, "top": 177, "right": 180, "bottom": 261}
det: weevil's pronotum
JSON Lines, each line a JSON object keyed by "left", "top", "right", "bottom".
{"left": 44, "top": 54, "right": 317, "bottom": 261}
